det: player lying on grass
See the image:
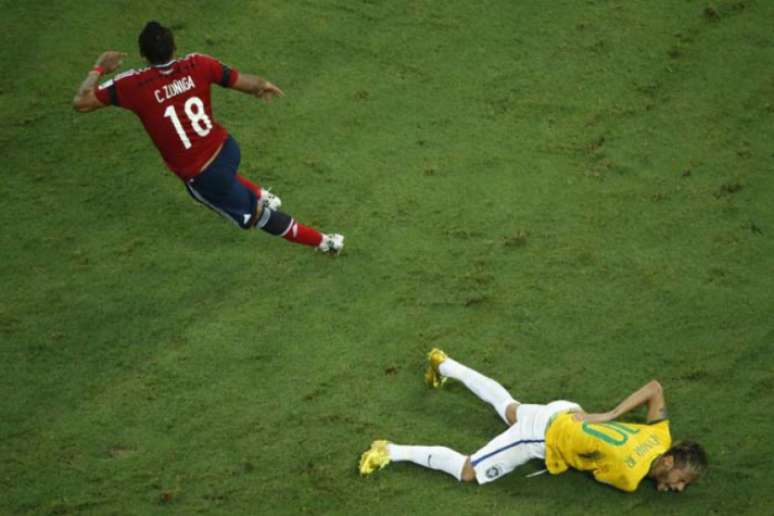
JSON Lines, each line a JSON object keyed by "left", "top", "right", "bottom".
{"left": 360, "top": 349, "right": 707, "bottom": 493}
{"left": 72, "top": 21, "right": 343, "bottom": 254}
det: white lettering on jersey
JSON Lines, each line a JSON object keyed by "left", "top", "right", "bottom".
{"left": 154, "top": 75, "right": 196, "bottom": 104}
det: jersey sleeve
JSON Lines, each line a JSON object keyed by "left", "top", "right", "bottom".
{"left": 94, "top": 78, "right": 120, "bottom": 107}
{"left": 94, "top": 70, "right": 139, "bottom": 110}
{"left": 192, "top": 53, "right": 239, "bottom": 88}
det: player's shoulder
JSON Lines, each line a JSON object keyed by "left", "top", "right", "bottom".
{"left": 644, "top": 418, "right": 671, "bottom": 442}
{"left": 652, "top": 418, "right": 671, "bottom": 434}
{"left": 646, "top": 418, "right": 670, "bottom": 428}
{"left": 100, "top": 66, "right": 151, "bottom": 88}
{"left": 183, "top": 52, "right": 220, "bottom": 64}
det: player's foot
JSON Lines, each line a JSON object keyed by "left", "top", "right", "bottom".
{"left": 317, "top": 233, "right": 344, "bottom": 255}
{"left": 359, "top": 440, "right": 391, "bottom": 475}
{"left": 425, "top": 348, "right": 448, "bottom": 388}
{"left": 259, "top": 188, "right": 282, "bottom": 211}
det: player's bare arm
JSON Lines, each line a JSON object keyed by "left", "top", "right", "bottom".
{"left": 232, "top": 73, "right": 284, "bottom": 102}
{"left": 73, "top": 51, "right": 126, "bottom": 112}
{"left": 576, "top": 379, "right": 667, "bottom": 424}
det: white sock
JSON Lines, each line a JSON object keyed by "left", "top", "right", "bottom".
{"left": 439, "top": 358, "right": 517, "bottom": 424}
{"left": 387, "top": 444, "right": 467, "bottom": 481}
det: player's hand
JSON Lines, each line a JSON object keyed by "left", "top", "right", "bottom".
{"left": 257, "top": 81, "right": 284, "bottom": 103}
{"left": 573, "top": 411, "right": 614, "bottom": 423}
{"left": 95, "top": 51, "right": 127, "bottom": 74}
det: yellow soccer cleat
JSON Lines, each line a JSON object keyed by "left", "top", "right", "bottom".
{"left": 359, "top": 440, "right": 391, "bottom": 475}
{"left": 424, "top": 348, "right": 448, "bottom": 388}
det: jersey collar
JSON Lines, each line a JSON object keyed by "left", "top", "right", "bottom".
{"left": 152, "top": 59, "right": 177, "bottom": 69}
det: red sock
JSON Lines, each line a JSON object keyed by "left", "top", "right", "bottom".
{"left": 237, "top": 174, "right": 262, "bottom": 198}
{"left": 283, "top": 220, "right": 323, "bottom": 247}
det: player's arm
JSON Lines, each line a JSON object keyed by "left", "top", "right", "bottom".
{"left": 578, "top": 380, "right": 667, "bottom": 424}
{"left": 72, "top": 51, "right": 126, "bottom": 113}
{"left": 231, "top": 73, "right": 284, "bottom": 103}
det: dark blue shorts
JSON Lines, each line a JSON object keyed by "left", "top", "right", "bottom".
{"left": 185, "top": 136, "right": 257, "bottom": 229}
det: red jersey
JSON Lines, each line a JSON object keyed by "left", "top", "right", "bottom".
{"left": 95, "top": 53, "right": 239, "bottom": 180}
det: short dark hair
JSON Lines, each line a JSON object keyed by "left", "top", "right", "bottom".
{"left": 139, "top": 21, "right": 175, "bottom": 65}
{"left": 667, "top": 441, "right": 708, "bottom": 476}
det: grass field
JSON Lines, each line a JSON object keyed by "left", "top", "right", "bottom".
{"left": 2, "top": 0, "right": 773, "bottom": 514}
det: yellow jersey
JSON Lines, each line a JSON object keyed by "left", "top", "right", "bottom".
{"left": 544, "top": 413, "right": 671, "bottom": 492}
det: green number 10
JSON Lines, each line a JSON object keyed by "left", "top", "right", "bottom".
{"left": 582, "top": 421, "right": 640, "bottom": 446}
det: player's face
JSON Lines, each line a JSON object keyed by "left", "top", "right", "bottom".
{"left": 656, "top": 466, "right": 696, "bottom": 493}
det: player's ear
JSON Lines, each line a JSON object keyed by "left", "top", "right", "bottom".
{"left": 662, "top": 454, "right": 675, "bottom": 470}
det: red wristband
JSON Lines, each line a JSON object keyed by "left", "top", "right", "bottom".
{"left": 91, "top": 65, "right": 105, "bottom": 75}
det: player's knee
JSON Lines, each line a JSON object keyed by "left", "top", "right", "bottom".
{"left": 506, "top": 402, "right": 520, "bottom": 426}
{"left": 238, "top": 207, "right": 258, "bottom": 230}
{"left": 244, "top": 205, "right": 263, "bottom": 230}
{"left": 460, "top": 458, "right": 476, "bottom": 482}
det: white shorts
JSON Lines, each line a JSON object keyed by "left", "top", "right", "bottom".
{"left": 470, "top": 400, "right": 581, "bottom": 484}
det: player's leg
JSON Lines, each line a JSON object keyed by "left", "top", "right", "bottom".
{"left": 359, "top": 440, "right": 471, "bottom": 482}
{"left": 467, "top": 409, "right": 546, "bottom": 484}
{"left": 426, "top": 349, "right": 519, "bottom": 425}
{"left": 241, "top": 173, "right": 339, "bottom": 250}
{"left": 189, "top": 137, "right": 344, "bottom": 253}
{"left": 254, "top": 206, "right": 343, "bottom": 252}
{"left": 460, "top": 458, "right": 476, "bottom": 482}
{"left": 360, "top": 420, "right": 539, "bottom": 484}
{"left": 235, "top": 174, "right": 282, "bottom": 210}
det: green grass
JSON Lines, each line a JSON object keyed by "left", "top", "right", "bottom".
{"left": 2, "top": 0, "right": 773, "bottom": 514}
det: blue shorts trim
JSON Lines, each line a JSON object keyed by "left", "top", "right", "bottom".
{"left": 186, "top": 136, "right": 257, "bottom": 229}
{"left": 470, "top": 439, "right": 545, "bottom": 467}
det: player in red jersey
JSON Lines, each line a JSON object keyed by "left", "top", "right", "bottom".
{"left": 72, "top": 21, "right": 343, "bottom": 253}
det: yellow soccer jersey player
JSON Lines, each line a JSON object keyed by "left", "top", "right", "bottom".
{"left": 545, "top": 414, "right": 671, "bottom": 492}
{"left": 360, "top": 350, "right": 708, "bottom": 495}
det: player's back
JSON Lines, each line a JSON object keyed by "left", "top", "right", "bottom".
{"left": 545, "top": 413, "right": 671, "bottom": 492}
{"left": 96, "top": 53, "right": 237, "bottom": 179}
